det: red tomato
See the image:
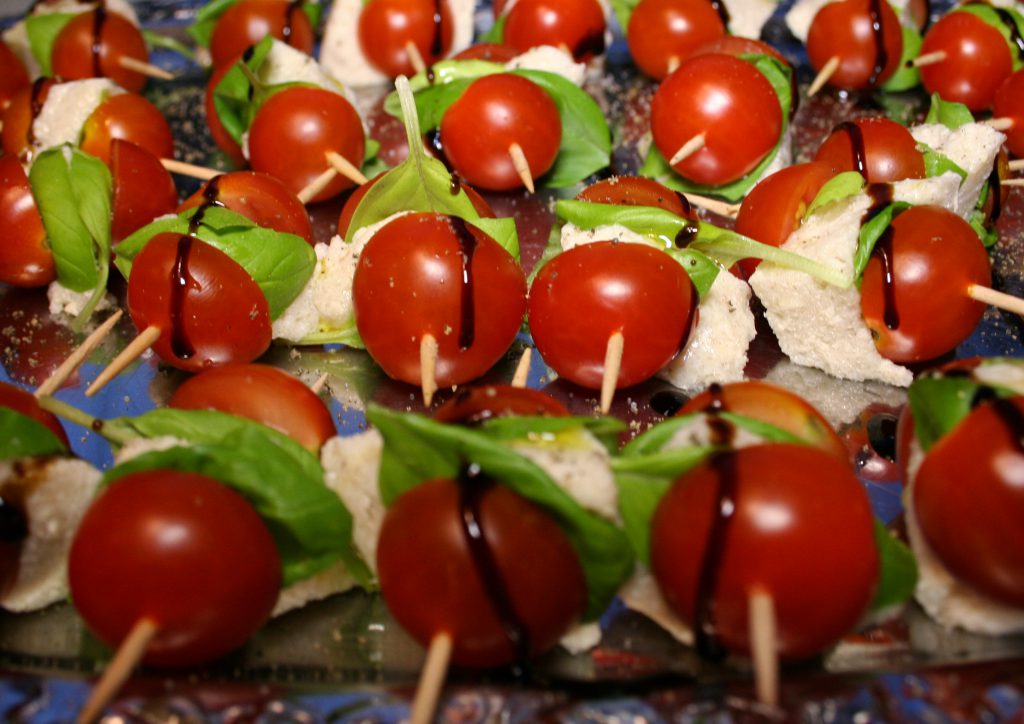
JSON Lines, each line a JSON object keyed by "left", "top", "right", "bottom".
{"left": 1, "top": 78, "right": 54, "bottom": 160}
{"left": 734, "top": 162, "right": 834, "bottom": 276}
{"left": 453, "top": 43, "right": 520, "bottom": 62}
{"left": 204, "top": 58, "right": 246, "bottom": 166}
{"left": 577, "top": 175, "right": 696, "bottom": 218}
{"left": 650, "top": 54, "right": 782, "bottom": 187}
{"left": 840, "top": 403, "right": 901, "bottom": 482}
{"left": 920, "top": 11, "right": 1014, "bottom": 111}
{"left": 248, "top": 87, "right": 366, "bottom": 203}
{"left": 627, "top": 0, "right": 727, "bottom": 80}
{"left": 0, "top": 155, "right": 54, "bottom": 288}
{"left": 503, "top": 0, "right": 607, "bottom": 61}
{"left": 80, "top": 93, "right": 175, "bottom": 166}
{"left": 861, "top": 206, "right": 990, "bottom": 364}
{"left": 692, "top": 36, "right": 787, "bottom": 63}
{"left": 377, "top": 476, "right": 587, "bottom": 668}
{"left": 651, "top": 444, "right": 879, "bottom": 659}
{"left": 352, "top": 213, "right": 527, "bottom": 388}
{"left": 439, "top": 74, "right": 561, "bottom": 192}
{"left": 179, "top": 171, "right": 313, "bottom": 244}
{"left": 0, "top": 381, "right": 69, "bottom": 447}
{"left": 51, "top": 10, "right": 149, "bottom": 92}
{"left": 126, "top": 232, "right": 272, "bottom": 372}
{"left": 169, "top": 363, "right": 335, "bottom": 452}
{"left": 68, "top": 470, "right": 281, "bottom": 667}
{"left": 915, "top": 396, "right": 1024, "bottom": 607}
{"left": 357, "top": 0, "right": 455, "bottom": 78}
{"left": 432, "top": 384, "right": 569, "bottom": 424}
{"left": 111, "top": 139, "right": 178, "bottom": 243}
{"left": 993, "top": 68, "right": 1024, "bottom": 157}
{"left": 209, "top": 0, "right": 314, "bottom": 69}
{"left": 0, "top": 42, "right": 29, "bottom": 111}
{"left": 806, "top": 0, "right": 903, "bottom": 90}
{"left": 679, "top": 381, "right": 846, "bottom": 459}
{"left": 528, "top": 242, "right": 696, "bottom": 390}
{"left": 814, "top": 117, "right": 924, "bottom": 183}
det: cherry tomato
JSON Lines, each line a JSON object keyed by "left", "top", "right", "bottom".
{"left": 679, "top": 381, "right": 847, "bottom": 459}
{"left": 68, "top": 470, "right": 281, "bottom": 667}
{"left": 993, "top": 68, "right": 1024, "bottom": 157}
{"left": 179, "top": 171, "right": 313, "bottom": 244}
{"left": 377, "top": 476, "right": 587, "bottom": 668}
{"left": 51, "top": 10, "right": 149, "bottom": 92}
{"left": 528, "top": 241, "right": 696, "bottom": 390}
{"left": 734, "top": 162, "right": 834, "bottom": 277}
{"left": 503, "top": 0, "right": 607, "bottom": 62}
{"left": 204, "top": 58, "right": 246, "bottom": 166}
{"left": 0, "top": 381, "right": 69, "bottom": 447}
{"left": 806, "top": 0, "right": 903, "bottom": 90}
{"left": 651, "top": 444, "right": 879, "bottom": 659}
{"left": 209, "top": 0, "right": 314, "bottom": 69}
{"left": 126, "top": 232, "right": 272, "bottom": 372}
{"left": 357, "top": 0, "right": 455, "bottom": 78}
{"left": 919, "top": 11, "right": 1014, "bottom": 111}
{"left": 169, "top": 364, "right": 335, "bottom": 452}
{"left": 692, "top": 36, "right": 787, "bottom": 64}
{"left": 814, "top": 117, "right": 924, "bottom": 183}
{"left": 0, "top": 155, "right": 54, "bottom": 288}
{"left": 915, "top": 395, "right": 1024, "bottom": 607}
{"left": 650, "top": 54, "right": 782, "bottom": 187}
{"left": 627, "top": 0, "right": 726, "bottom": 80}
{"left": 111, "top": 139, "right": 178, "bottom": 243}
{"left": 453, "top": 43, "right": 520, "bottom": 63}
{"left": 352, "top": 213, "right": 527, "bottom": 388}
{"left": 0, "top": 42, "right": 29, "bottom": 111}
{"left": 439, "top": 74, "right": 561, "bottom": 192}
{"left": 80, "top": 93, "right": 176, "bottom": 167}
{"left": 433, "top": 384, "right": 570, "bottom": 424}
{"left": 861, "top": 206, "right": 989, "bottom": 364}
{"left": 578, "top": 175, "right": 696, "bottom": 218}
{"left": 248, "top": 86, "right": 366, "bottom": 204}
{"left": 1, "top": 78, "right": 55, "bottom": 160}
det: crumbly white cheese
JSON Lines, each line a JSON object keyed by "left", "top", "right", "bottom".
{"left": 505, "top": 45, "right": 587, "bottom": 86}
{"left": 784, "top": 0, "right": 835, "bottom": 43}
{"left": 558, "top": 621, "right": 602, "bottom": 654}
{"left": 0, "top": 457, "right": 100, "bottom": 612}
{"left": 31, "top": 78, "right": 122, "bottom": 158}
{"left": 748, "top": 173, "right": 961, "bottom": 387}
{"left": 724, "top": 0, "right": 778, "bottom": 39}
{"left": 321, "top": 0, "right": 476, "bottom": 88}
{"left": 260, "top": 39, "right": 349, "bottom": 97}
{"left": 663, "top": 412, "right": 766, "bottom": 451}
{"left": 272, "top": 561, "right": 357, "bottom": 617}
{"left": 910, "top": 122, "right": 1006, "bottom": 219}
{"left": 619, "top": 566, "right": 694, "bottom": 645}
{"left": 46, "top": 281, "right": 114, "bottom": 319}
{"left": 112, "top": 436, "right": 190, "bottom": 466}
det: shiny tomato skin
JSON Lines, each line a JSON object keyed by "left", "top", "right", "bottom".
{"left": 1, "top": 78, "right": 54, "bottom": 160}
{"left": 432, "top": 384, "right": 570, "bottom": 424}
{"left": 209, "top": 0, "right": 314, "bottom": 69}
{"left": 993, "top": 69, "right": 1024, "bottom": 157}
{"left": 503, "top": 0, "right": 607, "bottom": 61}
{"left": 814, "top": 117, "right": 924, "bottom": 183}
{"left": 51, "top": 11, "right": 149, "bottom": 92}
{"left": 0, "top": 155, "right": 54, "bottom": 288}
{"left": 248, "top": 87, "right": 366, "bottom": 203}
{"left": 861, "top": 206, "right": 989, "bottom": 364}
{"left": 357, "top": 0, "right": 455, "bottom": 78}
{"left": 80, "top": 93, "right": 175, "bottom": 167}
{"left": 352, "top": 213, "right": 527, "bottom": 388}
{"left": 111, "top": 139, "right": 179, "bottom": 243}
{"left": 179, "top": 171, "right": 313, "bottom": 244}
{"left": 0, "top": 381, "right": 69, "bottom": 447}
{"left": 127, "top": 232, "right": 272, "bottom": 372}
{"left": 528, "top": 242, "right": 695, "bottom": 390}
{"left": 627, "top": 0, "right": 726, "bottom": 80}
{"left": 377, "top": 477, "right": 587, "bottom": 668}
{"left": 692, "top": 36, "right": 787, "bottom": 63}
{"left": 578, "top": 176, "right": 696, "bottom": 218}
{"left": 806, "top": 0, "right": 903, "bottom": 90}
{"left": 915, "top": 396, "right": 1024, "bottom": 607}
{"left": 0, "top": 42, "right": 29, "bottom": 111}
{"left": 920, "top": 11, "right": 1013, "bottom": 111}
{"left": 651, "top": 444, "right": 879, "bottom": 659}
{"left": 439, "top": 74, "right": 561, "bottom": 192}
{"left": 68, "top": 470, "right": 281, "bottom": 668}
{"left": 679, "top": 381, "right": 846, "bottom": 459}
{"left": 650, "top": 54, "right": 782, "bottom": 187}
{"left": 204, "top": 59, "right": 246, "bottom": 165}
{"left": 169, "top": 363, "right": 335, "bottom": 452}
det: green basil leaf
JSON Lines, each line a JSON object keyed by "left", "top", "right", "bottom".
{"left": 478, "top": 12, "right": 507, "bottom": 44}
{"left": 142, "top": 29, "right": 196, "bottom": 61}
{"left": 611, "top": 0, "right": 641, "bottom": 30}
{"left": 480, "top": 415, "right": 627, "bottom": 455}
{"left": 386, "top": 59, "right": 504, "bottom": 113}
{"left": 360, "top": 138, "right": 388, "bottom": 180}
{"left": 113, "top": 206, "right": 315, "bottom": 319}
{"left": 367, "top": 405, "right": 634, "bottom": 619}
{"left": 919, "top": 142, "right": 967, "bottom": 180}
{"left": 187, "top": 0, "right": 239, "bottom": 47}
{"left": 805, "top": 171, "right": 866, "bottom": 218}
{"left": 879, "top": 25, "right": 922, "bottom": 93}
{"left": 212, "top": 36, "right": 276, "bottom": 145}
{"left": 300, "top": 1, "right": 322, "bottom": 29}
{"left": 24, "top": 13, "right": 75, "bottom": 75}
{"left": 294, "top": 315, "right": 365, "bottom": 348}
{"left": 666, "top": 249, "right": 720, "bottom": 298}
{"left": 852, "top": 202, "right": 909, "bottom": 280}
{"left": 870, "top": 518, "right": 917, "bottom": 612}
{"left": 0, "top": 408, "right": 67, "bottom": 461}
{"left": 906, "top": 373, "right": 1022, "bottom": 451}
{"left": 957, "top": 4, "right": 1024, "bottom": 72}
{"left": 924, "top": 92, "right": 975, "bottom": 130}
{"left": 970, "top": 207, "right": 1000, "bottom": 248}
{"left": 614, "top": 471, "right": 674, "bottom": 566}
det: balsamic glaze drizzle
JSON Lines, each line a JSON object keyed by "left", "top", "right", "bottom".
{"left": 988, "top": 160, "right": 1003, "bottom": 224}
{"left": 23, "top": 77, "right": 49, "bottom": 160}
{"left": 283, "top": 0, "right": 303, "bottom": 44}
{"left": 91, "top": 1, "right": 108, "bottom": 78}
{"left": 574, "top": 30, "right": 606, "bottom": 60}
{"left": 867, "top": 0, "right": 888, "bottom": 86}
{"left": 863, "top": 183, "right": 900, "bottom": 331}
{"left": 834, "top": 121, "right": 868, "bottom": 176}
{"left": 449, "top": 215, "right": 478, "bottom": 350}
{"left": 708, "top": 0, "right": 731, "bottom": 27}
{"left": 649, "top": 390, "right": 689, "bottom": 417}
{"left": 431, "top": 0, "right": 445, "bottom": 58}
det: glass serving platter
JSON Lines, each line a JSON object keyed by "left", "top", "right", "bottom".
{"left": 1, "top": 0, "right": 1024, "bottom": 720}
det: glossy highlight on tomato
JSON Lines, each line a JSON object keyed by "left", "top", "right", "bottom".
{"left": 51, "top": 10, "right": 149, "bottom": 92}
{"left": 68, "top": 470, "right": 281, "bottom": 667}
{"left": 80, "top": 93, "right": 176, "bottom": 166}
{"left": 357, "top": 0, "right": 455, "bottom": 78}
{"left": 627, "top": 0, "right": 727, "bottom": 80}
{"left": 209, "top": 0, "right": 314, "bottom": 68}
{"left": 806, "top": 0, "right": 903, "bottom": 90}
{"left": 0, "top": 155, "right": 53, "bottom": 287}
{"left": 814, "top": 117, "right": 924, "bottom": 184}
{"left": 920, "top": 10, "right": 1014, "bottom": 111}
{"left": 503, "top": 0, "right": 607, "bottom": 61}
